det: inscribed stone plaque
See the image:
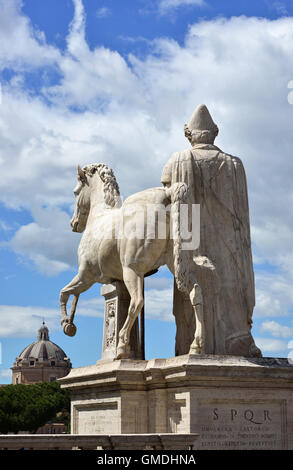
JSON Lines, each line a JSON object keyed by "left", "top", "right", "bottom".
{"left": 196, "top": 399, "right": 287, "bottom": 450}
{"left": 75, "top": 402, "right": 118, "bottom": 434}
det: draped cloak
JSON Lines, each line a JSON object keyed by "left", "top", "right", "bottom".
{"left": 161, "top": 143, "right": 260, "bottom": 356}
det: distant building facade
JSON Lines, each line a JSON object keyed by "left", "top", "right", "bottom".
{"left": 11, "top": 323, "right": 71, "bottom": 385}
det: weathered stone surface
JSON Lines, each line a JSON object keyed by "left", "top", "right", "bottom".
{"left": 60, "top": 163, "right": 204, "bottom": 359}
{"left": 0, "top": 433, "right": 197, "bottom": 450}
{"left": 161, "top": 104, "right": 261, "bottom": 358}
{"left": 101, "top": 282, "right": 141, "bottom": 360}
{"left": 59, "top": 355, "right": 293, "bottom": 449}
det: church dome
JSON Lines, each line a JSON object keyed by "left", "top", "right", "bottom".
{"left": 12, "top": 322, "right": 71, "bottom": 385}
{"left": 17, "top": 322, "right": 68, "bottom": 363}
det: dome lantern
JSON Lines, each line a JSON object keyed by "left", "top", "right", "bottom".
{"left": 38, "top": 322, "right": 49, "bottom": 341}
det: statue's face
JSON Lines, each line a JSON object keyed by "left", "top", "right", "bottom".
{"left": 70, "top": 168, "right": 90, "bottom": 232}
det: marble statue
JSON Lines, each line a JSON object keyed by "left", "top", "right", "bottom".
{"left": 55, "top": 114, "right": 293, "bottom": 451}
{"left": 60, "top": 163, "right": 204, "bottom": 359}
{"left": 161, "top": 104, "right": 262, "bottom": 357}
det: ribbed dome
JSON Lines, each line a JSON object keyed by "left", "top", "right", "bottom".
{"left": 17, "top": 323, "right": 68, "bottom": 363}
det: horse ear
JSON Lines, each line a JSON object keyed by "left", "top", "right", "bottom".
{"left": 77, "top": 165, "right": 85, "bottom": 180}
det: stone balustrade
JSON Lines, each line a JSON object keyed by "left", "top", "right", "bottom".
{"left": 0, "top": 433, "right": 198, "bottom": 450}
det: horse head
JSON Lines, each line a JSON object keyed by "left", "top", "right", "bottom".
{"left": 70, "top": 165, "right": 91, "bottom": 233}
{"left": 70, "top": 163, "right": 121, "bottom": 233}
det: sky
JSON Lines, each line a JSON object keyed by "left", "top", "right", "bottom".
{"left": 1, "top": 0, "right": 293, "bottom": 383}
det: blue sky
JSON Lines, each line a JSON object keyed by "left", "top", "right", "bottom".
{"left": 1, "top": 0, "right": 293, "bottom": 383}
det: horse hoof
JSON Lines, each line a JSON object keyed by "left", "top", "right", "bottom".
{"left": 189, "top": 347, "right": 201, "bottom": 355}
{"left": 116, "top": 344, "right": 131, "bottom": 359}
{"left": 63, "top": 322, "right": 77, "bottom": 337}
{"left": 189, "top": 342, "right": 203, "bottom": 355}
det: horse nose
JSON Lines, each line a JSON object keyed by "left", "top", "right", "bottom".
{"left": 70, "top": 218, "right": 77, "bottom": 231}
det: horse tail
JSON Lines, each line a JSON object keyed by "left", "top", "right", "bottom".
{"left": 166, "top": 182, "right": 190, "bottom": 294}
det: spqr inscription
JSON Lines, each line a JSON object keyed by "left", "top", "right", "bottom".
{"left": 198, "top": 401, "right": 283, "bottom": 450}
{"left": 212, "top": 408, "right": 272, "bottom": 425}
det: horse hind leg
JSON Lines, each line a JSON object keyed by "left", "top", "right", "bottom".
{"left": 116, "top": 267, "right": 144, "bottom": 359}
{"left": 188, "top": 281, "right": 205, "bottom": 354}
{"left": 166, "top": 257, "right": 204, "bottom": 355}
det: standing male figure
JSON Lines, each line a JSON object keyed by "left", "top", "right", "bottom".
{"left": 161, "top": 104, "right": 261, "bottom": 357}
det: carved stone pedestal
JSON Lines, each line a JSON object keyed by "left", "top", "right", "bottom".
{"left": 59, "top": 355, "right": 293, "bottom": 449}
{"left": 101, "top": 282, "right": 141, "bottom": 360}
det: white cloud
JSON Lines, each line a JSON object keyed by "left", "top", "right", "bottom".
{"left": 0, "top": 296, "right": 105, "bottom": 338}
{"left": 96, "top": 7, "right": 111, "bottom": 19}
{"left": 0, "top": 0, "right": 60, "bottom": 70}
{"left": 144, "top": 267, "right": 172, "bottom": 289}
{"left": 254, "top": 337, "right": 288, "bottom": 355}
{"left": 254, "top": 271, "right": 293, "bottom": 319}
{"left": 0, "top": 285, "right": 173, "bottom": 339}
{"left": 0, "top": 369, "right": 12, "bottom": 380}
{"left": 6, "top": 205, "right": 80, "bottom": 275}
{"left": 76, "top": 296, "right": 105, "bottom": 317}
{"left": 268, "top": 1, "right": 288, "bottom": 16}
{"left": 0, "top": 219, "right": 12, "bottom": 232}
{"left": 260, "top": 320, "right": 293, "bottom": 338}
{"left": 254, "top": 286, "right": 285, "bottom": 318}
{"left": 251, "top": 222, "right": 293, "bottom": 278}
{"left": 67, "top": 0, "right": 88, "bottom": 59}
{"left": 145, "top": 288, "right": 173, "bottom": 321}
{"left": 0, "top": 1, "right": 293, "bottom": 336}
{"left": 0, "top": 305, "right": 59, "bottom": 337}
{"left": 68, "top": 284, "right": 173, "bottom": 322}
{"left": 158, "top": 0, "right": 206, "bottom": 15}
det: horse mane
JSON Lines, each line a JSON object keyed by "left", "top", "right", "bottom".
{"left": 82, "top": 163, "right": 121, "bottom": 208}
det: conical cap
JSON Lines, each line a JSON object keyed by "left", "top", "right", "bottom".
{"left": 187, "top": 104, "right": 217, "bottom": 131}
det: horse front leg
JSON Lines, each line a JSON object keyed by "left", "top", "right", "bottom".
{"left": 116, "top": 267, "right": 144, "bottom": 359}
{"left": 60, "top": 273, "right": 93, "bottom": 337}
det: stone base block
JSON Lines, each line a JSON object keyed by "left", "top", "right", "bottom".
{"left": 0, "top": 433, "right": 197, "bottom": 450}
{"left": 59, "top": 355, "right": 293, "bottom": 450}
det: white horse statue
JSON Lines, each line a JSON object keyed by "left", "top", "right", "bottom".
{"left": 60, "top": 163, "right": 204, "bottom": 359}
